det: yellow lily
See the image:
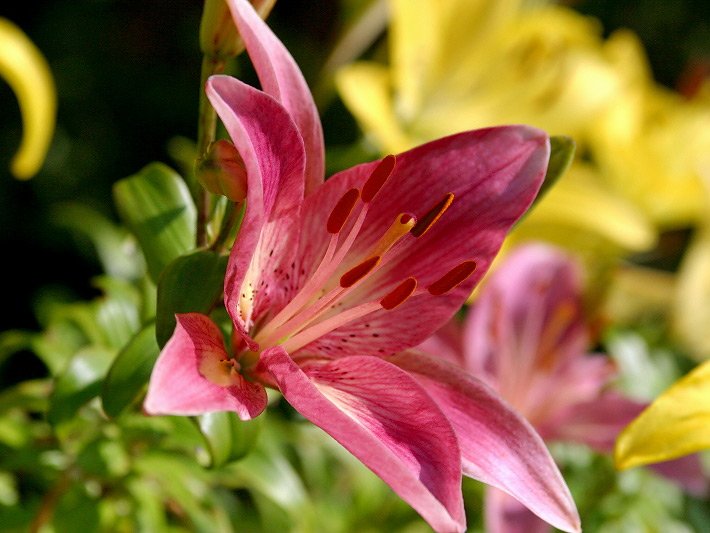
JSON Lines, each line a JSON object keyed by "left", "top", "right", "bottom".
{"left": 615, "top": 359, "right": 710, "bottom": 469}
{"left": 589, "top": 32, "right": 710, "bottom": 229}
{"left": 336, "top": 0, "right": 655, "bottom": 265}
{"left": 0, "top": 18, "right": 56, "bottom": 179}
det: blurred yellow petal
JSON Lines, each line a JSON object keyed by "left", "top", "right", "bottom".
{"left": 335, "top": 62, "right": 412, "bottom": 153}
{"left": 509, "top": 162, "right": 656, "bottom": 253}
{"left": 673, "top": 226, "right": 710, "bottom": 360}
{"left": 0, "top": 18, "right": 56, "bottom": 179}
{"left": 602, "top": 265, "right": 675, "bottom": 326}
{"left": 615, "top": 360, "right": 710, "bottom": 469}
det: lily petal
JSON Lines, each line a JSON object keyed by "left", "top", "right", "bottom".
{"left": 226, "top": 0, "right": 324, "bottom": 194}
{"left": 260, "top": 347, "right": 466, "bottom": 533}
{"left": 143, "top": 313, "right": 267, "bottom": 419}
{"left": 485, "top": 487, "right": 552, "bottom": 533}
{"left": 206, "top": 75, "right": 305, "bottom": 346}
{"left": 296, "top": 126, "right": 548, "bottom": 357}
{"left": 0, "top": 18, "right": 56, "bottom": 179}
{"left": 390, "top": 351, "right": 580, "bottom": 533}
{"left": 615, "top": 360, "right": 710, "bottom": 469}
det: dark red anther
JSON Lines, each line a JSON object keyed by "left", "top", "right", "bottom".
{"left": 411, "top": 193, "right": 454, "bottom": 238}
{"left": 362, "top": 155, "right": 396, "bottom": 203}
{"left": 327, "top": 188, "right": 360, "bottom": 234}
{"left": 340, "top": 256, "right": 381, "bottom": 288}
{"left": 380, "top": 277, "right": 418, "bottom": 310}
{"left": 427, "top": 260, "right": 477, "bottom": 296}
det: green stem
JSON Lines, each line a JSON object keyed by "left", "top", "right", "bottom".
{"left": 195, "top": 55, "right": 226, "bottom": 248}
{"left": 210, "top": 200, "right": 243, "bottom": 253}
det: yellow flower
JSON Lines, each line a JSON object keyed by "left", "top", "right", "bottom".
{"left": 615, "top": 359, "right": 710, "bottom": 469}
{"left": 589, "top": 32, "right": 710, "bottom": 229}
{"left": 0, "top": 18, "right": 56, "bottom": 179}
{"left": 336, "top": 0, "right": 654, "bottom": 265}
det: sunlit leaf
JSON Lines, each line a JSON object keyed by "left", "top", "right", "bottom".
{"left": 113, "top": 162, "right": 196, "bottom": 282}
{"left": 101, "top": 323, "right": 160, "bottom": 418}
{"left": 156, "top": 250, "right": 228, "bottom": 347}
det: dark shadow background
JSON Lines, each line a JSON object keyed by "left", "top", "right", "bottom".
{"left": 1, "top": 0, "right": 709, "bottom": 333}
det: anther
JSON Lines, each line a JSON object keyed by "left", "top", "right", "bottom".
{"left": 381, "top": 277, "right": 418, "bottom": 310}
{"left": 340, "top": 256, "right": 381, "bottom": 288}
{"left": 327, "top": 188, "right": 360, "bottom": 234}
{"left": 427, "top": 260, "right": 477, "bottom": 295}
{"left": 362, "top": 155, "right": 396, "bottom": 203}
{"left": 411, "top": 193, "right": 454, "bottom": 238}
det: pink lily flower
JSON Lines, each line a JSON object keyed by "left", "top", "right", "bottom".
{"left": 418, "top": 243, "right": 705, "bottom": 532}
{"left": 143, "top": 1, "right": 580, "bottom": 531}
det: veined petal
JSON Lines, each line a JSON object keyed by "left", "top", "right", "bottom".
{"left": 144, "top": 313, "right": 267, "bottom": 419}
{"left": 206, "top": 75, "right": 305, "bottom": 345}
{"left": 615, "top": 360, "right": 710, "bottom": 469}
{"left": 390, "top": 351, "right": 580, "bottom": 533}
{"left": 542, "top": 392, "right": 645, "bottom": 452}
{"left": 0, "top": 18, "right": 56, "bottom": 179}
{"left": 485, "top": 487, "right": 552, "bottom": 533}
{"left": 226, "top": 0, "right": 324, "bottom": 194}
{"left": 259, "top": 347, "right": 466, "bottom": 533}
{"left": 295, "top": 126, "right": 548, "bottom": 358}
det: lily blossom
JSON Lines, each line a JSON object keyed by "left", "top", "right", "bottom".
{"left": 418, "top": 243, "right": 706, "bottom": 532}
{"left": 144, "top": 1, "right": 579, "bottom": 531}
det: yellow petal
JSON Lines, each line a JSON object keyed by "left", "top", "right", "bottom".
{"left": 0, "top": 18, "right": 56, "bottom": 179}
{"left": 335, "top": 62, "right": 412, "bottom": 153}
{"left": 510, "top": 162, "right": 656, "bottom": 253}
{"left": 615, "top": 360, "right": 710, "bottom": 469}
{"left": 673, "top": 226, "right": 710, "bottom": 360}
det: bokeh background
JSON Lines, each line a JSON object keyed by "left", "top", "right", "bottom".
{"left": 1, "top": 2, "right": 709, "bottom": 530}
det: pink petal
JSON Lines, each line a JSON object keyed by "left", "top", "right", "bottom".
{"left": 463, "top": 243, "right": 588, "bottom": 391}
{"left": 542, "top": 391, "right": 645, "bottom": 452}
{"left": 259, "top": 347, "right": 466, "bottom": 533}
{"left": 485, "top": 487, "right": 552, "bottom": 533}
{"left": 648, "top": 455, "right": 708, "bottom": 497}
{"left": 143, "top": 313, "right": 267, "bottom": 419}
{"left": 206, "top": 75, "right": 305, "bottom": 347}
{"left": 296, "top": 127, "right": 549, "bottom": 358}
{"left": 226, "top": 0, "right": 324, "bottom": 194}
{"left": 390, "top": 351, "right": 580, "bottom": 533}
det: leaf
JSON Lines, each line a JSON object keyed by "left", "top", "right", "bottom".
{"left": 197, "top": 411, "right": 262, "bottom": 467}
{"left": 101, "top": 323, "right": 160, "bottom": 418}
{"left": 113, "top": 162, "right": 196, "bottom": 283}
{"left": 156, "top": 250, "right": 228, "bottom": 347}
{"left": 48, "top": 346, "right": 115, "bottom": 425}
{"left": 538, "top": 135, "right": 575, "bottom": 200}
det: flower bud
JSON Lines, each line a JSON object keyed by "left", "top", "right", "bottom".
{"left": 200, "top": 0, "right": 276, "bottom": 59}
{"left": 197, "top": 139, "right": 248, "bottom": 202}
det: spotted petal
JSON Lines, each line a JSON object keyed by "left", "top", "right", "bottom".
{"left": 390, "top": 351, "right": 581, "bottom": 533}
{"left": 143, "top": 313, "right": 267, "bottom": 419}
{"left": 259, "top": 347, "right": 466, "bottom": 533}
{"left": 225, "top": 0, "right": 324, "bottom": 193}
{"left": 294, "top": 126, "right": 549, "bottom": 358}
{"left": 206, "top": 75, "right": 305, "bottom": 348}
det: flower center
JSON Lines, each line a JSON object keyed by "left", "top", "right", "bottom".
{"left": 246, "top": 155, "right": 477, "bottom": 357}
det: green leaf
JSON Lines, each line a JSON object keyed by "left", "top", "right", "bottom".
{"left": 101, "top": 323, "right": 160, "bottom": 418}
{"left": 48, "top": 346, "right": 115, "bottom": 425}
{"left": 197, "top": 411, "right": 262, "bottom": 467}
{"left": 538, "top": 135, "right": 576, "bottom": 201}
{"left": 113, "top": 162, "right": 196, "bottom": 282}
{"left": 156, "top": 250, "right": 228, "bottom": 347}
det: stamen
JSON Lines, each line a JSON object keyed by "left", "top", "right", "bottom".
{"left": 371, "top": 212, "right": 417, "bottom": 257}
{"left": 411, "top": 193, "right": 454, "bottom": 237}
{"left": 327, "top": 188, "right": 360, "bottom": 234}
{"left": 340, "top": 256, "right": 381, "bottom": 288}
{"left": 362, "top": 155, "right": 396, "bottom": 203}
{"left": 381, "top": 277, "right": 418, "bottom": 310}
{"left": 427, "top": 260, "right": 477, "bottom": 295}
